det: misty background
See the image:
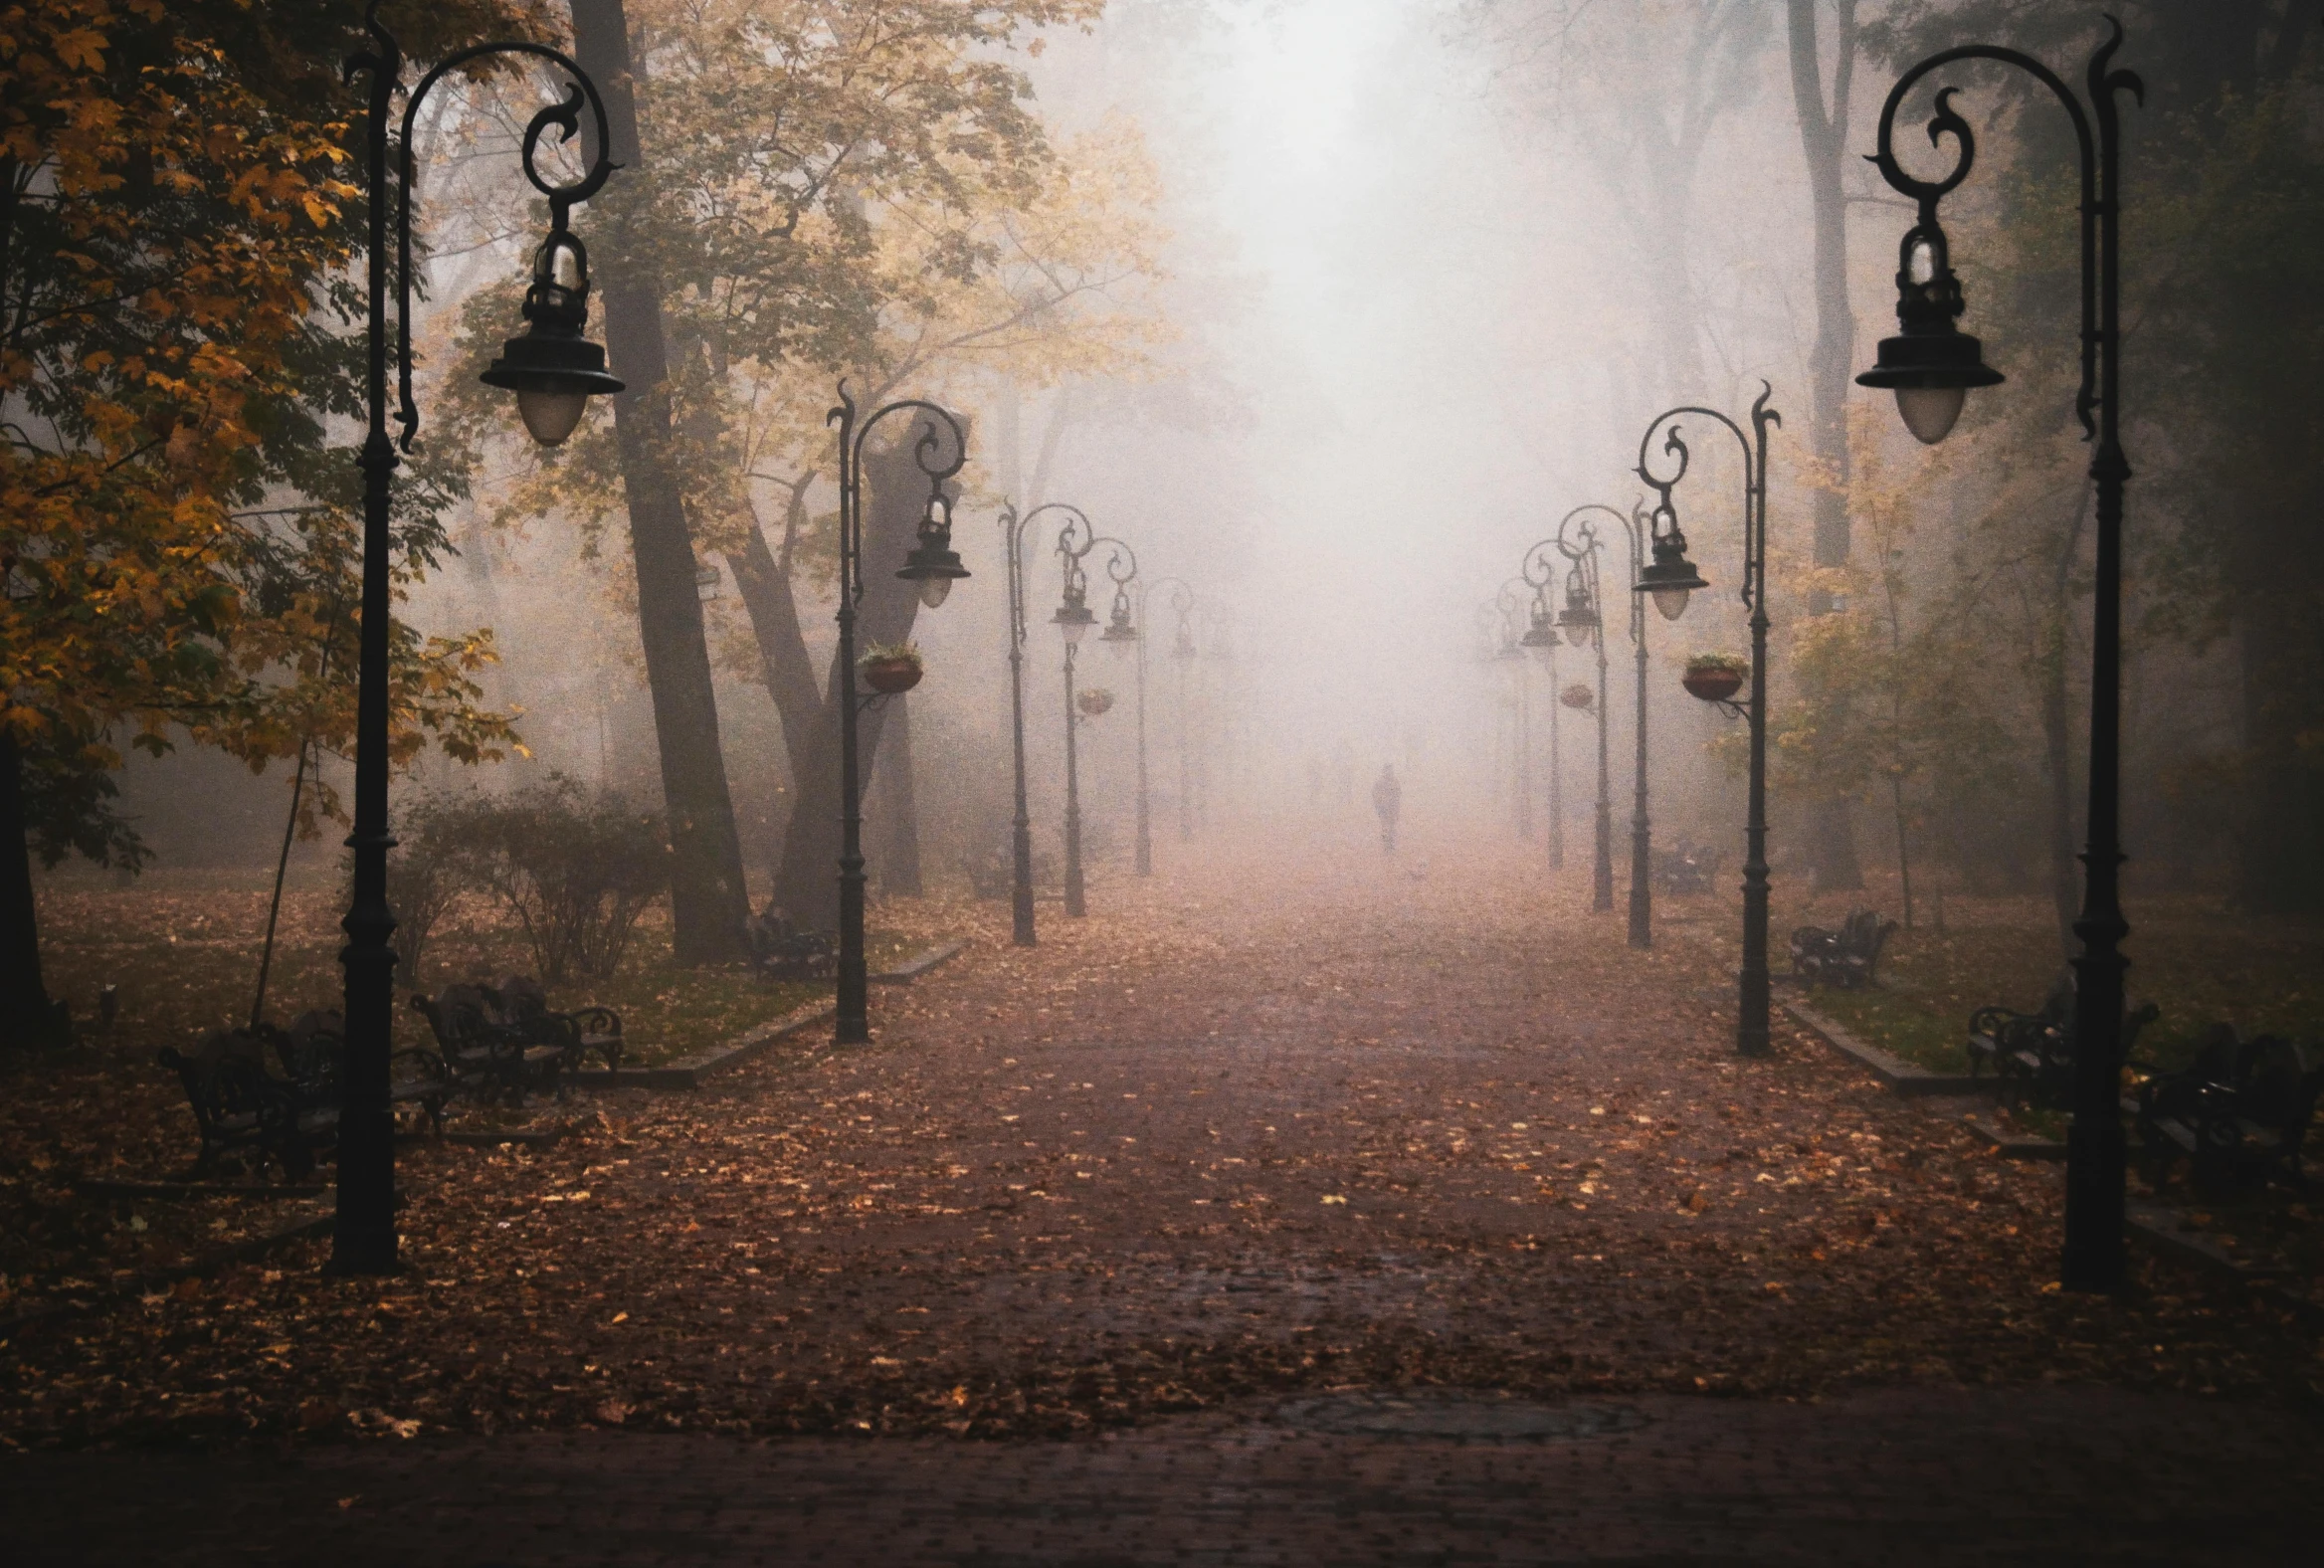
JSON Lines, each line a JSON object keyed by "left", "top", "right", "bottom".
{"left": 53, "top": 0, "right": 2312, "bottom": 954}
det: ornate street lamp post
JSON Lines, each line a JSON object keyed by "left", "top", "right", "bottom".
{"left": 336, "top": 5, "right": 625, "bottom": 1274}
{"left": 1053, "top": 515, "right": 1135, "bottom": 916}
{"left": 1519, "top": 594, "right": 1566, "bottom": 869}
{"left": 829, "top": 388, "right": 969, "bottom": 1044}
{"left": 1857, "top": 22, "right": 2141, "bottom": 1291}
{"left": 996, "top": 502, "right": 1051, "bottom": 947}
{"left": 1632, "top": 386, "right": 1781, "bottom": 1057}
{"left": 1551, "top": 511, "right": 1619, "bottom": 911}
{"left": 1126, "top": 577, "right": 1194, "bottom": 877}
{"left": 1612, "top": 502, "right": 1659, "bottom": 949}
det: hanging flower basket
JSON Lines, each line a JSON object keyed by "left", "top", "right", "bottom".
{"left": 1560, "top": 682, "right": 1595, "bottom": 711}
{"left": 860, "top": 641, "right": 924, "bottom": 694}
{"left": 1681, "top": 654, "right": 1746, "bottom": 703}
{"left": 1076, "top": 686, "right": 1116, "bottom": 718}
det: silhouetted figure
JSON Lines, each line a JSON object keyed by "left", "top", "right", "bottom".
{"left": 1372, "top": 763, "right": 1402, "bottom": 854}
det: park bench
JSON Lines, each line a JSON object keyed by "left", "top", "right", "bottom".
{"left": 1653, "top": 844, "right": 1722, "bottom": 896}
{"left": 159, "top": 1010, "right": 446, "bottom": 1179}
{"left": 1789, "top": 908, "right": 1898, "bottom": 989}
{"left": 2137, "top": 1027, "right": 2323, "bottom": 1195}
{"left": 746, "top": 903, "right": 837, "bottom": 983}
{"left": 489, "top": 976, "right": 624, "bottom": 1073}
{"left": 409, "top": 982, "right": 574, "bottom": 1106}
{"left": 1966, "top": 969, "right": 2159, "bottom": 1108}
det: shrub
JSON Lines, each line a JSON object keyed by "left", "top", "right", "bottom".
{"left": 467, "top": 777, "right": 669, "bottom": 982}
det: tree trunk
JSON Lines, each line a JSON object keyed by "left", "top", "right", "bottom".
{"left": 0, "top": 731, "right": 69, "bottom": 1045}
{"left": 762, "top": 439, "right": 943, "bottom": 933}
{"left": 1787, "top": 0, "right": 1864, "bottom": 892}
{"left": 2232, "top": 525, "right": 2324, "bottom": 914}
{"left": 569, "top": 0, "right": 750, "bottom": 963}
{"left": 874, "top": 693, "right": 924, "bottom": 897}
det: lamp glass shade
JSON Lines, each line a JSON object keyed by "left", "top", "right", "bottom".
{"left": 516, "top": 388, "right": 589, "bottom": 447}
{"left": 1895, "top": 384, "right": 1967, "bottom": 446}
{"left": 1061, "top": 617, "right": 1087, "bottom": 646}
{"left": 1565, "top": 622, "right": 1591, "bottom": 648}
{"left": 916, "top": 575, "right": 953, "bottom": 609}
{"left": 1651, "top": 585, "right": 1691, "bottom": 622}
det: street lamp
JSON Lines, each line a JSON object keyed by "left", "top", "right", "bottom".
{"left": 1128, "top": 577, "right": 1195, "bottom": 877}
{"left": 1609, "top": 501, "right": 1660, "bottom": 949}
{"left": 829, "top": 386, "right": 969, "bottom": 1045}
{"left": 1510, "top": 585, "right": 1566, "bottom": 869}
{"left": 1053, "top": 515, "right": 1135, "bottom": 917}
{"left": 1858, "top": 22, "right": 2142, "bottom": 1292}
{"left": 335, "top": 6, "right": 623, "bottom": 1274}
{"left": 1633, "top": 386, "right": 1780, "bottom": 1057}
{"left": 996, "top": 502, "right": 1058, "bottom": 947}
{"left": 1549, "top": 510, "right": 1619, "bottom": 913}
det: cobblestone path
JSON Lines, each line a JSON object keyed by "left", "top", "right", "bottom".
{"left": 4, "top": 826, "right": 2315, "bottom": 1561}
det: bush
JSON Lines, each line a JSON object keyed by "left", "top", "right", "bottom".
{"left": 385, "top": 796, "right": 468, "bottom": 983}
{"left": 390, "top": 776, "right": 669, "bottom": 984}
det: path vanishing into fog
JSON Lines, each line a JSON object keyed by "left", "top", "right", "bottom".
{"left": 6, "top": 821, "right": 2319, "bottom": 1564}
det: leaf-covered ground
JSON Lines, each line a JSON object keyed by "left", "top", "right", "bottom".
{"left": 2, "top": 828, "right": 2316, "bottom": 1449}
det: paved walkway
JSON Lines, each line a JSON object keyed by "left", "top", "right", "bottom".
{"left": 4, "top": 828, "right": 2316, "bottom": 1560}
{"left": 6, "top": 1385, "right": 2318, "bottom": 1564}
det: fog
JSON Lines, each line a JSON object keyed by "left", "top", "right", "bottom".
{"left": 57, "top": 0, "right": 2294, "bottom": 932}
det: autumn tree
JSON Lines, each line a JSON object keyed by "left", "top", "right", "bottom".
{"left": 1, "top": 0, "right": 541, "bottom": 1041}
{"left": 459, "top": 0, "right": 1157, "bottom": 930}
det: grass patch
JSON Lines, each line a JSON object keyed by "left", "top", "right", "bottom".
{"left": 1796, "top": 984, "right": 1972, "bottom": 1075}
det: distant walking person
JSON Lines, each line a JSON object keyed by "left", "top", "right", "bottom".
{"left": 1372, "top": 763, "right": 1402, "bottom": 854}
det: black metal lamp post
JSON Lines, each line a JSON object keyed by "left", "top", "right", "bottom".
{"left": 829, "top": 387, "right": 969, "bottom": 1044}
{"left": 1858, "top": 22, "right": 2141, "bottom": 1292}
{"left": 1551, "top": 511, "right": 1618, "bottom": 913}
{"left": 1052, "top": 515, "right": 1134, "bottom": 917}
{"left": 1632, "top": 386, "right": 1781, "bottom": 1057}
{"left": 1127, "top": 577, "right": 1193, "bottom": 877}
{"left": 1613, "top": 501, "right": 1659, "bottom": 949}
{"left": 335, "top": 6, "right": 623, "bottom": 1274}
{"left": 996, "top": 502, "right": 1045, "bottom": 947}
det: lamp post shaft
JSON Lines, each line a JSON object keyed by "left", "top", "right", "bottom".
{"left": 1593, "top": 620, "right": 1614, "bottom": 913}
{"left": 2066, "top": 43, "right": 2132, "bottom": 1293}
{"left": 1134, "top": 610, "right": 1152, "bottom": 876}
{"left": 832, "top": 398, "right": 870, "bottom": 1045}
{"left": 1629, "top": 626, "right": 1652, "bottom": 947}
{"left": 1627, "top": 500, "right": 1654, "bottom": 947}
{"left": 1177, "top": 659, "right": 1193, "bottom": 841}
{"left": 336, "top": 33, "right": 400, "bottom": 1263}
{"left": 1063, "top": 643, "right": 1086, "bottom": 916}
{"left": 1002, "top": 508, "right": 1037, "bottom": 946}
{"left": 1546, "top": 645, "right": 1564, "bottom": 870}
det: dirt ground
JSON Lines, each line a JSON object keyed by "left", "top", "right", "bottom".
{"left": 2, "top": 818, "right": 2318, "bottom": 1560}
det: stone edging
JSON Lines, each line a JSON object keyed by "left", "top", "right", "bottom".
{"left": 872, "top": 940, "right": 966, "bottom": 985}
{"left": 570, "top": 1003, "right": 839, "bottom": 1090}
{"left": 1962, "top": 1115, "right": 2066, "bottom": 1162}
{"left": 1781, "top": 1000, "right": 1984, "bottom": 1096}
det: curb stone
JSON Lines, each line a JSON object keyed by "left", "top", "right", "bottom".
{"left": 569, "top": 1004, "right": 839, "bottom": 1090}
{"left": 1782, "top": 999, "right": 1984, "bottom": 1095}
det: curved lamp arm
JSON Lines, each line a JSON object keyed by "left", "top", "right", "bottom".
{"left": 827, "top": 385, "right": 968, "bottom": 604}
{"left": 1867, "top": 24, "right": 2136, "bottom": 438}
{"left": 350, "top": 2, "right": 616, "bottom": 452}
